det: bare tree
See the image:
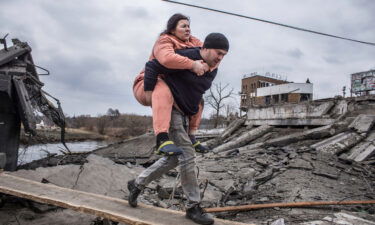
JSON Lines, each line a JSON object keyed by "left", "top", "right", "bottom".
{"left": 205, "top": 82, "right": 234, "bottom": 128}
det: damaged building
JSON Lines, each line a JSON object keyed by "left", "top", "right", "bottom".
{"left": 240, "top": 73, "right": 313, "bottom": 111}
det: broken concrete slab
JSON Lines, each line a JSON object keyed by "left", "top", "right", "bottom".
{"left": 13, "top": 154, "right": 144, "bottom": 199}
{"left": 346, "top": 130, "right": 375, "bottom": 162}
{"left": 348, "top": 114, "right": 375, "bottom": 134}
{"left": 94, "top": 132, "right": 158, "bottom": 165}
{"left": 265, "top": 125, "right": 335, "bottom": 147}
{"left": 311, "top": 131, "right": 364, "bottom": 155}
{"left": 213, "top": 125, "right": 272, "bottom": 153}
{"left": 246, "top": 118, "right": 336, "bottom": 126}
{"left": 220, "top": 118, "right": 246, "bottom": 140}
{"left": 247, "top": 101, "right": 335, "bottom": 120}
{"left": 330, "top": 99, "right": 348, "bottom": 118}
{"left": 47, "top": 154, "right": 143, "bottom": 198}
{"left": 13, "top": 164, "right": 80, "bottom": 183}
{"left": 203, "top": 119, "right": 246, "bottom": 149}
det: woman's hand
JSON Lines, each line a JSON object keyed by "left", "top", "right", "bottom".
{"left": 191, "top": 60, "right": 209, "bottom": 76}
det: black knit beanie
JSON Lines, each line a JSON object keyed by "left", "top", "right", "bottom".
{"left": 203, "top": 33, "right": 229, "bottom": 51}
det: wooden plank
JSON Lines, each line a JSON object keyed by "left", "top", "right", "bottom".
{"left": 0, "top": 172, "right": 252, "bottom": 225}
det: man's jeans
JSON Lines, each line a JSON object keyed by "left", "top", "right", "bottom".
{"left": 135, "top": 109, "right": 201, "bottom": 208}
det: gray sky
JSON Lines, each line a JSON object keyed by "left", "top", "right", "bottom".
{"left": 1, "top": 0, "right": 374, "bottom": 117}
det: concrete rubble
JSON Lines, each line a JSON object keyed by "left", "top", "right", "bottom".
{"left": 1, "top": 96, "right": 375, "bottom": 225}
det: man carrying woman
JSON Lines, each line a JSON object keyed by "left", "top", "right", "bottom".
{"left": 129, "top": 31, "right": 229, "bottom": 225}
{"left": 133, "top": 13, "right": 210, "bottom": 156}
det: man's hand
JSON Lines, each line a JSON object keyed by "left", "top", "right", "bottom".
{"left": 191, "top": 60, "right": 209, "bottom": 76}
{"left": 145, "top": 91, "right": 152, "bottom": 105}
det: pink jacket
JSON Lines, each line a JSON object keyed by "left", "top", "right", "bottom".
{"left": 133, "top": 34, "right": 202, "bottom": 87}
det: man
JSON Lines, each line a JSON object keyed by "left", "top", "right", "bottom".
{"left": 128, "top": 33, "right": 229, "bottom": 225}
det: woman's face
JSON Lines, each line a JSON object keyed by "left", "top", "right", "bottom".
{"left": 172, "top": 19, "right": 191, "bottom": 42}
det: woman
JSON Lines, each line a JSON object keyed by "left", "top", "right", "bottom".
{"left": 133, "top": 13, "right": 209, "bottom": 155}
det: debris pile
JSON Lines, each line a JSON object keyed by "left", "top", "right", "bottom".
{"left": 1, "top": 96, "right": 375, "bottom": 225}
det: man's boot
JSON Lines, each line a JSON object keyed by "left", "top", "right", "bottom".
{"left": 155, "top": 132, "right": 183, "bottom": 156}
{"left": 189, "top": 135, "right": 210, "bottom": 153}
{"left": 127, "top": 179, "right": 141, "bottom": 207}
{"left": 186, "top": 205, "right": 214, "bottom": 225}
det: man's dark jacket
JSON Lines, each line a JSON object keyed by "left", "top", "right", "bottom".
{"left": 144, "top": 47, "right": 217, "bottom": 116}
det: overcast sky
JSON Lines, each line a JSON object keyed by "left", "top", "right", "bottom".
{"left": 1, "top": 0, "right": 374, "bottom": 117}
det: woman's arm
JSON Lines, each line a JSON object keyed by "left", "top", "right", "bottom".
{"left": 152, "top": 35, "right": 207, "bottom": 75}
{"left": 153, "top": 36, "right": 195, "bottom": 70}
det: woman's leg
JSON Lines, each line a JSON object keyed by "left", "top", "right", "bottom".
{"left": 188, "top": 101, "right": 210, "bottom": 153}
{"left": 151, "top": 78, "right": 173, "bottom": 135}
{"left": 188, "top": 100, "right": 204, "bottom": 135}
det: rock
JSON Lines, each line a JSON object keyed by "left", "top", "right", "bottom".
{"left": 255, "top": 169, "right": 273, "bottom": 183}
{"left": 270, "top": 218, "right": 285, "bottom": 225}
{"left": 156, "top": 200, "right": 168, "bottom": 208}
{"left": 255, "top": 158, "right": 269, "bottom": 167}
{"left": 288, "top": 152, "right": 298, "bottom": 159}
{"left": 156, "top": 176, "right": 182, "bottom": 199}
{"left": 225, "top": 200, "right": 238, "bottom": 206}
{"left": 239, "top": 168, "right": 256, "bottom": 179}
{"left": 242, "top": 179, "right": 256, "bottom": 196}
{"left": 209, "top": 180, "right": 235, "bottom": 192}
{"left": 288, "top": 158, "right": 313, "bottom": 170}
{"left": 258, "top": 197, "right": 270, "bottom": 202}
{"left": 27, "top": 201, "right": 58, "bottom": 213}
{"left": 206, "top": 164, "right": 226, "bottom": 173}
{"left": 18, "top": 211, "right": 36, "bottom": 220}
{"left": 202, "top": 184, "right": 222, "bottom": 204}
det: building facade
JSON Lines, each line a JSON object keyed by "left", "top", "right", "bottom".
{"left": 240, "top": 74, "right": 313, "bottom": 111}
{"left": 351, "top": 69, "right": 375, "bottom": 96}
{"left": 255, "top": 83, "right": 313, "bottom": 106}
{"left": 240, "top": 74, "right": 288, "bottom": 110}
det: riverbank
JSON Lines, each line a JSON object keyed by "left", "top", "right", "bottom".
{"left": 20, "top": 128, "right": 108, "bottom": 145}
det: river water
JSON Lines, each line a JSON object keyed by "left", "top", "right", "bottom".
{"left": 18, "top": 141, "right": 108, "bottom": 165}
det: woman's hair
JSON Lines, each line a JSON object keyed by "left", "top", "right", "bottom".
{"left": 160, "top": 13, "right": 190, "bottom": 35}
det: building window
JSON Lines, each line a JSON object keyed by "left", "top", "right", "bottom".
{"left": 281, "top": 94, "right": 288, "bottom": 102}
{"left": 272, "top": 95, "right": 279, "bottom": 103}
{"left": 300, "top": 93, "right": 311, "bottom": 102}
{"left": 265, "top": 96, "right": 271, "bottom": 105}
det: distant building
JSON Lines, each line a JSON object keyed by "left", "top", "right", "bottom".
{"left": 240, "top": 73, "right": 313, "bottom": 111}
{"left": 351, "top": 69, "right": 375, "bottom": 96}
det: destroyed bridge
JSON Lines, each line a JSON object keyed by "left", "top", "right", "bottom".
{"left": 1, "top": 95, "right": 375, "bottom": 224}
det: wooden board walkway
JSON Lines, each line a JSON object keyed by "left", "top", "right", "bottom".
{"left": 0, "top": 172, "right": 253, "bottom": 225}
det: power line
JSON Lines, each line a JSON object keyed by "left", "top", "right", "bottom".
{"left": 162, "top": 0, "right": 375, "bottom": 46}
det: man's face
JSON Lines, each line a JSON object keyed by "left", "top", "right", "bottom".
{"left": 202, "top": 48, "right": 228, "bottom": 67}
